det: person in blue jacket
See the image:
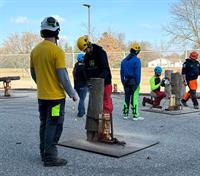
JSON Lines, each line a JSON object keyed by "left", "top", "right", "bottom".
{"left": 120, "top": 43, "right": 143, "bottom": 120}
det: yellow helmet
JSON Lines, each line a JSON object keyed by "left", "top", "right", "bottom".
{"left": 77, "top": 35, "right": 89, "bottom": 51}
{"left": 131, "top": 43, "right": 141, "bottom": 53}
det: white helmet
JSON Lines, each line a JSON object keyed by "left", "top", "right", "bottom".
{"left": 41, "top": 16, "right": 60, "bottom": 32}
{"left": 40, "top": 17, "right": 60, "bottom": 39}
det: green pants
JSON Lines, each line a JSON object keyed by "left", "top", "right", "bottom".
{"left": 123, "top": 85, "right": 140, "bottom": 117}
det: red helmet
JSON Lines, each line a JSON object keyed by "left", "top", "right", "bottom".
{"left": 189, "top": 51, "right": 199, "bottom": 60}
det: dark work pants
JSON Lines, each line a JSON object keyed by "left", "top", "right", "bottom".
{"left": 123, "top": 85, "right": 139, "bottom": 117}
{"left": 184, "top": 79, "right": 198, "bottom": 106}
{"left": 38, "top": 99, "right": 65, "bottom": 160}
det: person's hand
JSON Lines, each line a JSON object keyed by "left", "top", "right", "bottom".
{"left": 164, "top": 79, "right": 170, "bottom": 85}
{"left": 183, "top": 80, "right": 187, "bottom": 86}
{"left": 72, "top": 91, "right": 78, "bottom": 101}
{"left": 72, "top": 96, "right": 78, "bottom": 101}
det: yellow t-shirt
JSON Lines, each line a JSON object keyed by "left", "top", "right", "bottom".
{"left": 30, "top": 40, "right": 66, "bottom": 100}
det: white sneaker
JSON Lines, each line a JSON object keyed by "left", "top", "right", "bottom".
{"left": 132, "top": 117, "right": 138, "bottom": 121}
{"left": 123, "top": 115, "right": 128, "bottom": 120}
{"left": 133, "top": 116, "right": 144, "bottom": 121}
{"left": 138, "top": 117, "right": 144, "bottom": 120}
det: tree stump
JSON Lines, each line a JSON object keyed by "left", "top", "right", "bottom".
{"left": 113, "top": 84, "right": 118, "bottom": 93}
{"left": 164, "top": 70, "right": 173, "bottom": 98}
{"left": 169, "top": 72, "right": 183, "bottom": 109}
{"left": 85, "top": 78, "right": 104, "bottom": 142}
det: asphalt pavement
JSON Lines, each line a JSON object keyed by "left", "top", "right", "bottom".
{"left": 1, "top": 90, "right": 200, "bottom": 176}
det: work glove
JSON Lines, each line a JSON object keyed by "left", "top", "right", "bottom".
{"left": 161, "top": 78, "right": 170, "bottom": 87}
{"left": 164, "top": 79, "right": 170, "bottom": 85}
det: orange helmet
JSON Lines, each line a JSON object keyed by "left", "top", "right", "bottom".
{"left": 189, "top": 51, "right": 199, "bottom": 60}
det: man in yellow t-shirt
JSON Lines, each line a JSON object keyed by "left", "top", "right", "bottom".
{"left": 30, "top": 16, "right": 77, "bottom": 167}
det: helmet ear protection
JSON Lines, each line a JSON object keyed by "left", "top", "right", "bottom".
{"left": 40, "top": 17, "right": 60, "bottom": 39}
{"left": 87, "top": 41, "right": 92, "bottom": 48}
{"left": 46, "top": 17, "right": 59, "bottom": 28}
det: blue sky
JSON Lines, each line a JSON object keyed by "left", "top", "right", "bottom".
{"left": 0, "top": 0, "right": 178, "bottom": 47}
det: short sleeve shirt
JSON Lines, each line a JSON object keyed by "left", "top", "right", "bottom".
{"left": 30, "top": 40, "right": 66, "bottom": 100}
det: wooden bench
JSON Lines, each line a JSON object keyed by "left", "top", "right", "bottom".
{"left": 0, "top": 76, "right": 20, "bottom": 96}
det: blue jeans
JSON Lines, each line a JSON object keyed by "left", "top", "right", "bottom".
{"left": 38, "top": 99, "right": 65, "bottom": 160}
{"left": 75, "top": 86, "right": 88, "bottom": 117}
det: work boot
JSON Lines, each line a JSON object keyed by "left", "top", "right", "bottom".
{"left": 194, "top": 105, "right": 199, "bottom": 109}
{"left": 132, "top": 116, "right": 144, "bottom": 121}
{"left": 143, "top": 97, "right": 154, "bottom": 106}
{"left": 152, "top": 105, "right": 162, "bottom": 109}
{"left": 142, "top": 97, "right": 146, "bottom": 106}
{"left": 180, "top": 99, "right": 188, "bottom": 107}
{"left": 40, "top": 153, "right": 44, "bottom": 162}
{"left": 77, "top": 113, "right": 85, "bottom": 118}
{"left": 99, "top": 113, "right": 112, "bottom": 141}
{"left": 44, "top": 158, "right": 67, "bottom": 167}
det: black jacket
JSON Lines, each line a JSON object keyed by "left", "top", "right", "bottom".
{"left": 73, "top": 61, "right": 88, "bottom": 89}
{"left": 182, "top": 58, "right": 200, "bottom": 81}
{"left": 84, "top": 44, "right": 112, "bottom": 85}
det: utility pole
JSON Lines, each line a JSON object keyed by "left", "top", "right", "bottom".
{"left": 83, "top": 4, "right": 91, "bottom": 39}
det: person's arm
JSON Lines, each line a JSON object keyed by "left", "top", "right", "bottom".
{"left": 120, "top": 62, "right": 125, "bottom": 85}
{"left": 56, "top": 68, "right": 77, "bottom": 99}
{"left": 72, "top": 64, "right": 77, "bottom": 88}
{"left": 80, "top": 64, "right": 88, "bottom": 81}
{"left": 98, "top": 49, "right": 109, "bottom": 79}
{"left": 30, "top": 68, "right": 36, "bottom": 83}
{"left": 30, "top": 53, "right": 36, "bottom": 83}
{"left": 150, "top": 77, "right": 160, "bottom": 91}
{"left": 182, "top": 74, "right": 187, "bottom": 85}
{"left": 135, "top": 59, "right": 141, "bottom": 86}
{"left": 182, "top": 62, "right": 187, "bottom": 85}
{"left": 199, "top": 61, "right": 200, "bottom": 75}
{"left": 55, "top": 48, "right": 77, "bottom": 100}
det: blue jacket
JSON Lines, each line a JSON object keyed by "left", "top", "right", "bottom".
{"left": 120, "top": 53, "right": 141, "bottom": 86}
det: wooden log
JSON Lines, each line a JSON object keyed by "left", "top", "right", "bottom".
{"left": 85, "top": 78, "right": 104, "bottom": 141}
{"left": 171, "top": 72, "right": 182, "bottom": 108}
{"left": 113, "top": 84, "right": 118, "bottom": 93}
{"left": 164, "top": 70, "right": 173, "bottom": 98}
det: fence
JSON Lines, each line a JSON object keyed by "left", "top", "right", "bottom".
{"left": 0, "top": 49, "right": 199, "bottom": 92}
{"left": 0, "top": 49, "right": 198, "bottom": 69}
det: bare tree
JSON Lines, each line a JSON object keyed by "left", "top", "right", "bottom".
{"left": 0, "top": 32, "right": 41, "bottom": 74}
{"left": 164, "top": 0, "right": 200, "bottom": 48}
{"left": 2, "top": 32, "right": 41, "bottom": 54}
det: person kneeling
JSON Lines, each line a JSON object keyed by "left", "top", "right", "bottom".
{"left": 142, "top": 66, "right": 167, "bottom": 108}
